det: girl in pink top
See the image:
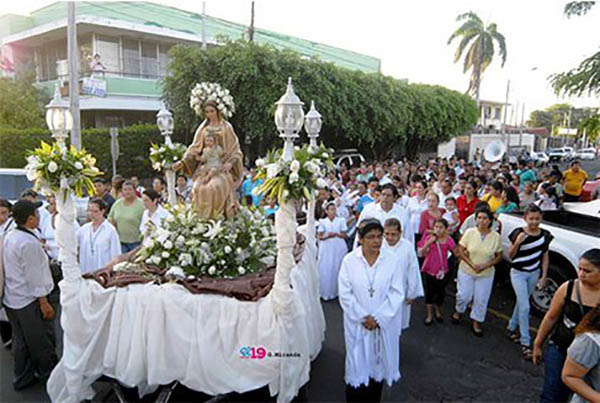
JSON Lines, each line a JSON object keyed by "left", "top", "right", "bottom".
{"left": 418, "top": 218, "right": 456, "bottom": 326}
{"left": 419, "top": 192, "right": 445, "bottom": 236}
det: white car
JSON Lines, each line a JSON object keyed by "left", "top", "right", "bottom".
{"left": 548, "top": 147, "right": 573, "bottom": 162}
{"left": 531, "top": 151, "right": 549, "bottom": 166}
{"left": 0, "top": 168, "right": 33, "bottom": 203}
{"left": 499, "top": 206, "right": 599, "bottom": 313}
{"left": 575, "top": 147, "right": 597, "bottom": 160}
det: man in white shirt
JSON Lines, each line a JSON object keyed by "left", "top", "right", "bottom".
{"left": 20, "top": 189, "right": 50, "bottom": 237}
{"left": 0, "top": 198, "right": 14, "bottom": 348}
{"left": 437, "top": 179, "right": 459, "bottom": 209}
{"left": 2, "top": 200, "right": 57, "bottom": 390}
{"left": 356, "top": 184, "right": 413, "bottom": 246}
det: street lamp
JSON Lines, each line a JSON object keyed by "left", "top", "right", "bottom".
{"left": 45, "top": 83, "right": 73, "bottom": 149}
{"left": 156, "top": 103, "right": 174, "bottom": 146}
{"left": 275, "top": 77, "right": 304, "bottom": 161}
{"left": 304, "top": 100, "right": 322, "bottom": 151}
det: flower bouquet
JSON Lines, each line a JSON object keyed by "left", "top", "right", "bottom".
{"left": 149, "top": 142, "right": 187, "bottom": 171}
{"left": 25, "top": 141, "right": 102, "bottom": 197}
{"left": 253, "top": 144, "right": 334, "bottom": 202}
{"left": 190, "top": 82, "right": 235, "bottom": 119}
{"left": 136, "top": 203, "right": 276, "bottom": 279}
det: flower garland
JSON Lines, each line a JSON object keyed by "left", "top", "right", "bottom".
{"left": 149, "top": 142, "right": 187, "bottom": 171}
{"left": 253, "top": 144, "right": 334, "bottom": 202}
{"left": 25, "top": 141, "right": 102, "bottom": 197}
{"left": 136, "top": 204, "right": 276, "bottom": 279}
{"left": 189, "top": 82, "right": 235, "bottom": 119}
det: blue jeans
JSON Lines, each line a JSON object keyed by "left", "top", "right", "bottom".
{"left": 540, "top": 342, "right": 571, "bottom": 403}
{"left": 121, "top": 242, "right": 141, "bottom": 254}
{"left": 507, "top": 268, "right": 539, "bottom": 346}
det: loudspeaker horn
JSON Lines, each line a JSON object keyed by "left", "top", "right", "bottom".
{"left": 484, "top": 140, "right": 506, "bottom": 162}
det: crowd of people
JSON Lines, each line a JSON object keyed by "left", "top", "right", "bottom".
{"left": 305, "top": 156, "right": 598, "bottom": 402}
{"left": 0, "top": 153, "right": 598, "bottom": 402}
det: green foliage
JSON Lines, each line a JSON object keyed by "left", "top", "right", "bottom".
{"left": 162, "top": 40, "right": 478, "bottom": 160}
{"left": 564, "top": 1, "right": 596, "bottom": 17}
{"left": 0, "top": 70, "right": 48, "bottom": 129}
{"left": 551, "top": 2, "right": 598, "bottom": 96}
{"left": 0, "top": 124, "right": 163, "bottom": 179}
{"left": 448, "top": 11, "right": 507, "bottom": 97}
{"left": 551, "top": 51, "right": 600, "bottom": 97}
{"left": 526, "top": 104, "right": 598, "bottom": 134}
{"left": 579, "top": 115, "right": 600, "bottom": 142}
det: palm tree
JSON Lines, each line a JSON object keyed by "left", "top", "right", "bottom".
{"left": 448, "top": 12, "right": 507, "bottom": 108}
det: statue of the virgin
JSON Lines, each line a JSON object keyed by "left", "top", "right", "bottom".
{"left": 173, "top": 100, "right": 243, "bottom": 220}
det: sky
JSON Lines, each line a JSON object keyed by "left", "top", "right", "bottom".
{"left": 2, "top": 0, "right": 599, "bottom": 122}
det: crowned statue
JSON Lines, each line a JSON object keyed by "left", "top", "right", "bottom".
{"left": 173, "top": 83, "right": 243, "bottom": 220}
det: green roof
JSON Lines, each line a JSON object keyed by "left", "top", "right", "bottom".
{"left": 1, "top": 1, "right": 381, "bottom": 73}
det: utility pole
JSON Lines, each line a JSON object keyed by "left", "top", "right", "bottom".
{"left": 248, "top": 1, "right": 255, "bottom": 42}
{"left": 519, "top": 102, "right": 525, "bottom": 147}
{"left": 68, "top": 2, "right": 81, "bottom": 150}
{"left": 501, "top": 79, "right": 510, "bottom": 153}
{"left": 202, "top": 2, "right": 207, "bottom": 50}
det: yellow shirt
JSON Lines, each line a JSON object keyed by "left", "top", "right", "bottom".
{"left": 459, "top": 228, "right": 502, "bottom": 277}
{"left": 482, "top": 193, "right": 502, "bottom": 213}
{"left": 563, "top": 169, "right": 588, "bottom": 196}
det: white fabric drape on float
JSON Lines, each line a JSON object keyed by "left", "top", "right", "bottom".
{"left": 47, "top": 191, "right": 324, "bottom": 403}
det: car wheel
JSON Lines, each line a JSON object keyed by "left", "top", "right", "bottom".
{"left": 530, "top": 262, "right": 573, "bottom": 316}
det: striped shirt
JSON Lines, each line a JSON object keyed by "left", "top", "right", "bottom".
{"left": 509, "top": 228, "right": 553, "bottom": 272}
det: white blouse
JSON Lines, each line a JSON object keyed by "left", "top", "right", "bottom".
{"left": 77, "top": 220, "right": 121, "bottom": 274}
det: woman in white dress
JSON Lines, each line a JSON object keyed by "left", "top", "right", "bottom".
{"left": 317, "top": 202, "right": 348, "bottom": 300}
{"left": 382, "top": 218, "right": 423, "bottom": 331}
{"left": 77, "top": 198, "right": 121, "bottom": 274}
{"left": 338, "top": 219, "right": 405, "bottom": 402}
{"left": 139, "top": 189, "right": 170, "bottom": 238}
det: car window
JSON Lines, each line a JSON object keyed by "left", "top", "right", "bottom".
{"left": 0, "top": 174, "right": 32, "bottom": 201}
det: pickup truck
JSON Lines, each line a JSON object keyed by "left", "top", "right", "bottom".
{"left": 499, "top": 201, "right": 600, "bottom": 313}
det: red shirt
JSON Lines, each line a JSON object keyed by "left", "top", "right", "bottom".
{"left": 457, "top": 195, "right": 480, "bottom": 225}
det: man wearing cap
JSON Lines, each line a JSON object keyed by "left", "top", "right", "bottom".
{"left": 20, "top": 188, "right": 51, "bottom": 235}
{"left": 2, "top": 200, "right": 57, "bottom": 390}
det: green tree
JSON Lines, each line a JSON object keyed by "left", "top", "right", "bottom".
{"left": 579, "top": 114, "right": 600, "bottom": 143}
{"left": 447, "top": 12, "right": 507, "bottom": 107}
{"left": 527, "top": 103, "right": 597, "bottom": 134}
{"left": 0, "top": 69, "right": 47, "bottom": 129}
{"left": 162, "top": 40, "right": 477, "bottom": 161}
{"left": 550, "top": 2, "right": 599, "bottom": 96}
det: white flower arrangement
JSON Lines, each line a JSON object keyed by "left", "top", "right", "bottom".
{"left": 136, "top": 203, "right": 276, "bottom": 279}
{"left": 254, "top": 143, "right": 334, "bottom": 202}
{"left": 189, "top": 82, "right": 236, "bottom": 119}
{"left": 25, "top": 141, "right": 102, "bottom": 197}
{"left": 149, "top": 142, "right": 187, "bottom": 171}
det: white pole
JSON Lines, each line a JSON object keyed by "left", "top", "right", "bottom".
{"left": 68, "top": 2, "right": 81, "bottom": 150}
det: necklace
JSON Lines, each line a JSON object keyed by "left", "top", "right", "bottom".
{"left": 362, "top": 253, "right": 379, "bottom": 298}
{"left": 89, "top": 222, "right": 104, "bottom": 255}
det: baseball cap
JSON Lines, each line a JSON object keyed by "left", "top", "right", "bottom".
{"left": 12, "top": 200, "right": 42, "bottom": 225}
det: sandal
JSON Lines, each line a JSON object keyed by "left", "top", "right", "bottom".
{"left": 424, "top": 317, "right": 433, "bottom": 326}
{"left": 451, "top": 312, "right": 461, "bottom": 325}
{"left": 507, "top": 330, "right": 520, "bottom": 343}
{"left": 471, "top": 323, "right": 484, "bottom": 337}
{"left": 435, "top": 313, "right": 444, "bottom": 323}
{"left": 521, "top": 345, "right": 533, "bottom": 361}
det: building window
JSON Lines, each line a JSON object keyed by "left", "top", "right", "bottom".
{"left": 122, "top": 39, "right": 140, "bottom": 77}
{"left": 96, "top": 35, "right": 120, "bottom": 74}
{"left": 158, "top": 44, "right": 171, "bottom": 77}
{"left": 484, "top": 106, "right": 491, "bottom": 119}
{"left": 494, "top": 107, "right": 501, "bottom": 119}
{"left": 141, "top": 41, "right": 157, "bottom": 78}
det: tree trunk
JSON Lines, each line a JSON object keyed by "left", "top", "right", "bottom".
{"left": 475, "top": 36, "right": 484, "bottom": 109}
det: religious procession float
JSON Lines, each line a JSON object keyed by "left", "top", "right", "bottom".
{"left": 25, "top": 79, "right": 331, "bottom": 402}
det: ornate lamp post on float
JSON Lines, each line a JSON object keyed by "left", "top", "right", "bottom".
{"left": 46, "top": 83, "right": 74, "bottom": 151}
{"left": 304, "top": 100, "right": 322, "bottom": 152}
{"left": 156, "top": 104, "right": 178, "bottom": 206}
{"left": 275, "top": 77, "right": 305, "bottom": 162}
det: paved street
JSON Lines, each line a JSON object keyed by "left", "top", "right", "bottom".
{"left": 0, "top": 278, "right": 544, "bottom": 403}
